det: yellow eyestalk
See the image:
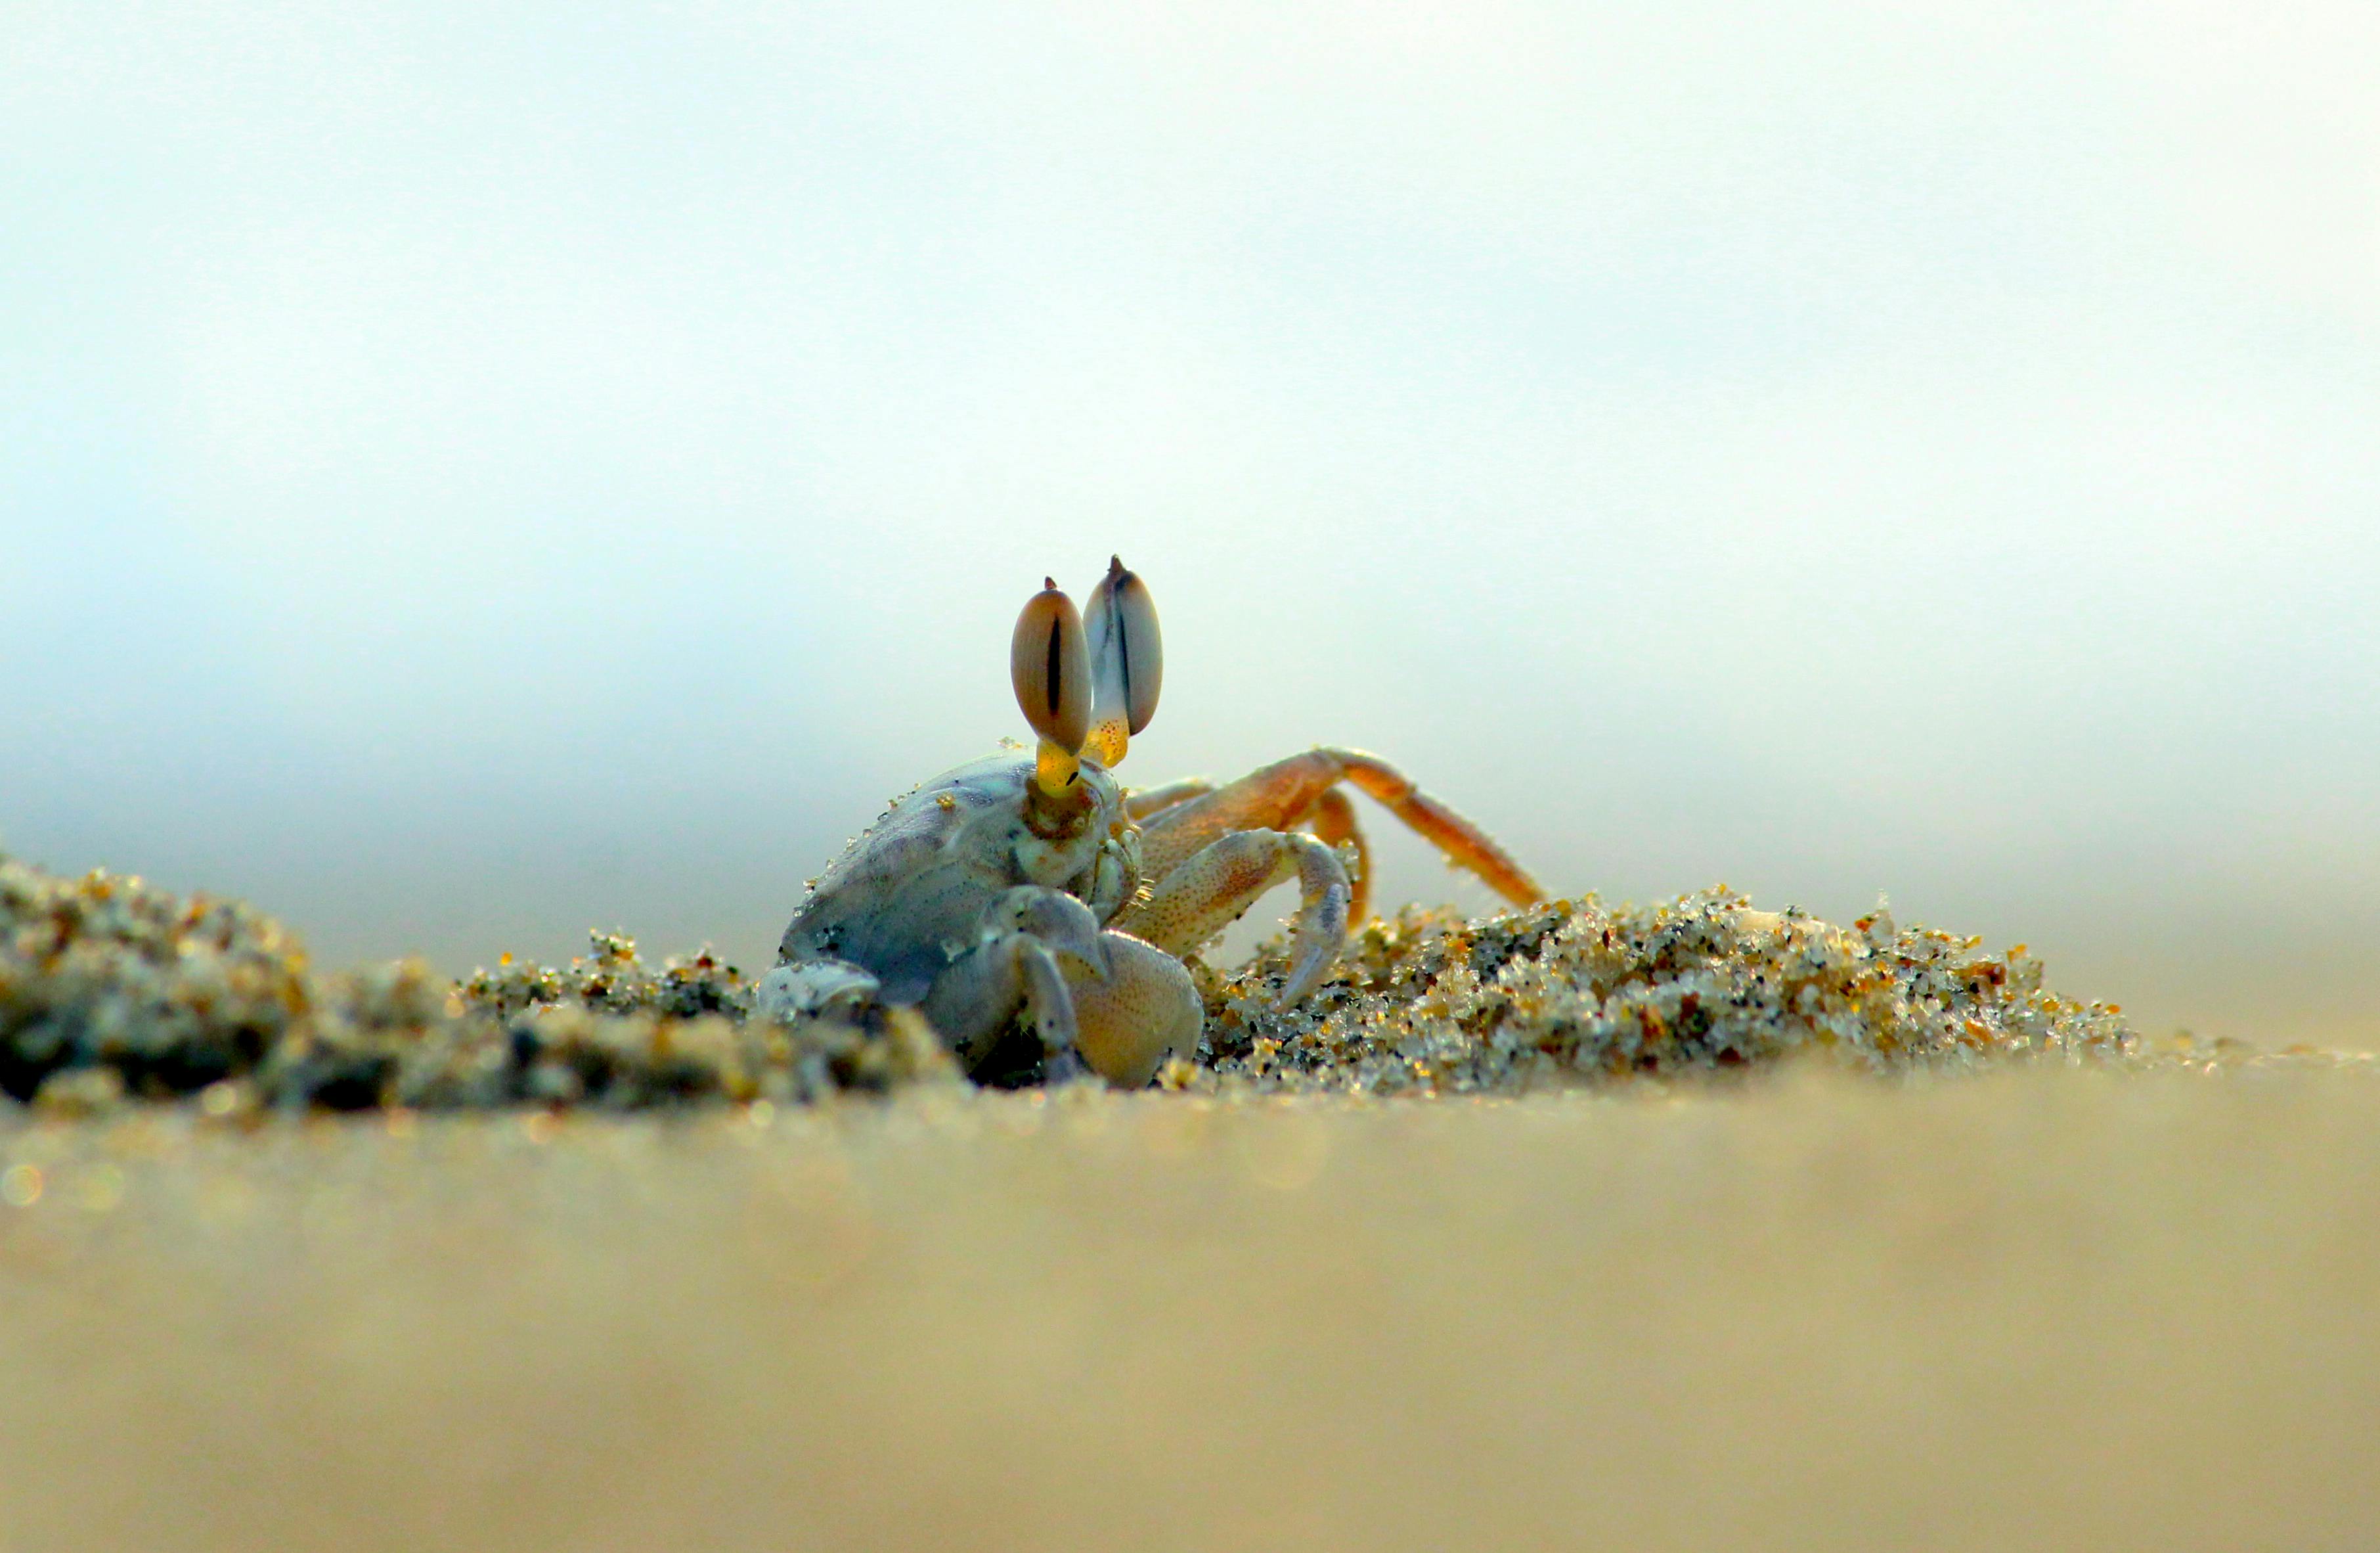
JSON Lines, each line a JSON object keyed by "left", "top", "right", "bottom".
{"left": 1010, "top": 577, "right": 1090, "bottom": 798}
{"left": 1082, "top": 555, "right": 1162, "bottom": 767}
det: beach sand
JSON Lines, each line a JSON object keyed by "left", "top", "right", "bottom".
{"left": 7, "top": 849, "right": 2374, "bottom": 1548}
{"left": 5, "top": 1065, "right": 2377, "bottom": 1552}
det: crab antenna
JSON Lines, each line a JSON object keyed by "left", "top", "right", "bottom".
{"left": 1082, "top": 555, "right": 1161, "bottom": 767}
{"left": 1011, "top": 580, "right": 1090, "bottom": 797}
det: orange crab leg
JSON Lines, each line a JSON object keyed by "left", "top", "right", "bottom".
{"left": 1303, "top": 786, "right": 1371, "bottom": 925}
{"left": 1123, "top": 778, "right": 1214, "bottom": 821}
{"left": 1135, "top": 748, "right": 1542, "bottom": 911}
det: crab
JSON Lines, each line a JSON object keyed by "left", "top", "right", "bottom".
{"left": 755, "top": 558, "right": 1544, "bottom": 1087}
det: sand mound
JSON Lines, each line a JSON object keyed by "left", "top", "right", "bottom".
{"left": 1193, "top": 889, "right": 2138, "bottom": 1093}
{"left": 0, "top": 849, "right": 2271, "bottom": 1114}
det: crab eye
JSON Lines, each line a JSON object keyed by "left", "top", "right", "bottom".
{"left": 1083, "top": 555, "right": 1162, "bottom": 765}
{"left": 1011, "top": 578, "right": 1090, "bottom": 759}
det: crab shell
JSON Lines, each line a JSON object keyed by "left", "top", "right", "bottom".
{"left": 778, "top": 753, "right": 1139, "bottom": 1008}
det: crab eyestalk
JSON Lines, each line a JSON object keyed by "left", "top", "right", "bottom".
{"left": 1011, "top": 578, "right": 1091, "bottom": 799}
{"left": 1082, "top": 555, "right": 1162, "bottom": 767}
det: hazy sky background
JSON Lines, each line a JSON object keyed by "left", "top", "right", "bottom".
{"left": 6, "top": 1, "right": 2377, "bottom": 1047}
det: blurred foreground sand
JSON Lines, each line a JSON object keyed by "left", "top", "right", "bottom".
{"left": 5, "top": 1066, "right": 2377, "bottom": 1552}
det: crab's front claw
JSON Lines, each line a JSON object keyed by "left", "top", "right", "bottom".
{"left": 1114, "top": 828, "right": 1352, "bottom": 1009}
{"left": 918, "top": 887, "right": 1113, "bottom": 1077}
{"left": 1066, "top": 931, "right": 1202, "bottom": 1087}
{"left": 988, "top": 886, "right": 1111, "bottom": 980}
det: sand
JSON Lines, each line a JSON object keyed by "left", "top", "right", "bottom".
{"left": 2, "top": 848, "right": 2138, "bottom": 1110}
{"left": 8, "top": 849, "right": 2375, "bottom": 1548}
{"left": 5, "top": 1065, "right": 2379, "bottom": 1552}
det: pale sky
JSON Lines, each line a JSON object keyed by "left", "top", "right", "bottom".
{"left": 5, "top": 0, "right": 2377, "bottom": 1046}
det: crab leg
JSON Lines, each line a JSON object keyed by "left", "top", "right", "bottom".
{"left": 1113, "top": 829, "right": 1352, "bottom": 1007}
{"left": 1135, "top": 748, "right": 1541, "bottom": 912}
{"left": 1303, "top": 786, "right": 1371, "bottom": 925}
{"left": 1123, "top": 778, "right": 1214, "bottom": 821}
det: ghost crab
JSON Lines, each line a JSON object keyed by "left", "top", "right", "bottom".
{"left": 756, "top": 558, "right": 1543, "bottom": 1087}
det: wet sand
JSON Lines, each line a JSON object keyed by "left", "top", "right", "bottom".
{"left": 6, "top": 1065, "right": 2377, "bottom": 1552}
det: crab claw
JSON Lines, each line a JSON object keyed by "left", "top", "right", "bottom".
{"left": 988, "top": 887, "right": 1111, "bottom": 979}
{"left": 1012, "top": 578, "right": 1091, "bottom": 796}
{"left": 1082, "top": 556, "right": 1161, "bottom": 767}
